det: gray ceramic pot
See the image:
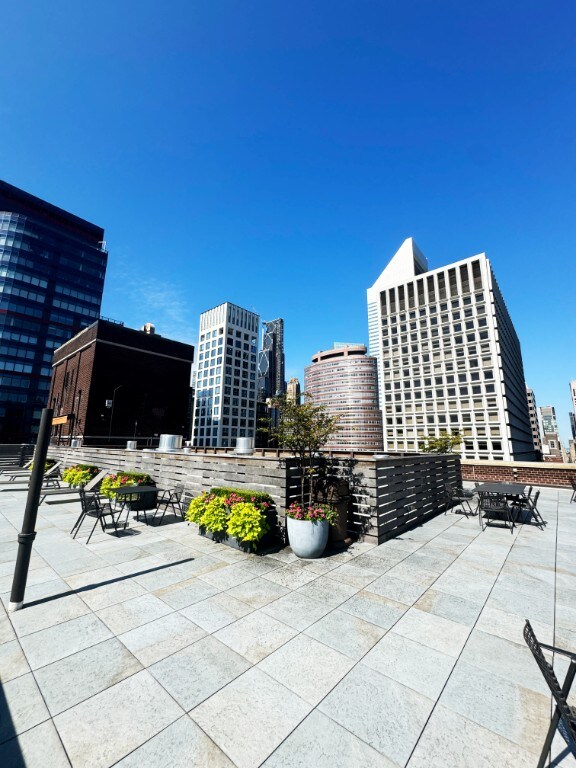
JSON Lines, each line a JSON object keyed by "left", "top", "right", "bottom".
{"left": 286, "top": 516, "right": 329, "bottom": 559}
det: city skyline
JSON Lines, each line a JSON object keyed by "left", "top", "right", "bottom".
{"left": 1, "top": 3, "right": 574, "bottom": 441}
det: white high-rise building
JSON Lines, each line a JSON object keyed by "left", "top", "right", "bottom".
{"left": 192, "top": 302, "right": 259, "bottom": 449}
{"left": 367, "top": 238, "right": 535, "bottom": 461}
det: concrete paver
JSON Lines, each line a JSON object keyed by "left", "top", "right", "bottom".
{"left": 0, "top": 484, "right": 573, "bottom": 766}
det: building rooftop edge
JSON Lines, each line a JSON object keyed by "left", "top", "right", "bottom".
{"left": 0, "top": 179, "right": 105, "bottom": 237}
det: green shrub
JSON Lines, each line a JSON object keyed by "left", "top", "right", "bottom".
{"left": 185, "top": 487, "right": 274, "bottom": 545}
{"left": 100, "top": 471, "right": 154, "bottom": 499}
{"left": 29, "top": 458, "right": 57, "bottom": 472}
{"left": 227, "top": 502, "right": 269, "bottom": 543}
{"left": 210, "top": 487, "right": 273, "bottom": 508}
{"left": 201, "top": 496, "right": 229, "bottom": 534}
{"left": 62, "top": 464, "right": 100, "bottom": 487}
{"left": 186, "top": 492, "right": 212, "bottom": 524}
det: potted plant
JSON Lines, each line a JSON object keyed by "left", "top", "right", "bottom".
{"left": 285, "top": 502, "right": 337, "bottom": 558}
{"left": 271, "top": 394, "right": 341, "bottom": 555}
{"left": 186, "top": 487, "right": 275, "bottom": 552}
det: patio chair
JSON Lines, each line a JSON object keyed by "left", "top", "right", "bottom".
{"left": 510, "top": 485, "right": 532, "bottom": 514}
{"left": 40, "top": 469, "right": 108, "bottom": 504}
{"left": 71, "top": 487, "right": 119, "bottom": 544}
{"left": 0, "top": 458, "right": 33, "bottom": 477}
{"left": 478, "top": 491, "right": 514, "bottom": 532}
{"left": 523, "top": 620, "right": 576, "bottom": 768}
{"left": 152, "top": 485, "right": 185, "bottom": 526}
{"left": 444, "top": 483, "right": 477, "bottom": 516}
{"left": 1, "top": 460, "right": 62, "bottom": 486}
{"left": 523, "top": 490, "right": 545, "bottom": 529}
{"left": 570, "top": 477, "right": 576, "bottom": 503}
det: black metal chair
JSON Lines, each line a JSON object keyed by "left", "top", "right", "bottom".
{"left": 521, "top": 489, "right": 545, "bottom": 529}
{"left": 570, "top": 477, "right": 576, "bottom": 503}
{"left": 523, "top": 620, "right": 576, "bottom": 767}
{"left": 71, "top": 487, "right": 119, "bottom": 544}
{"left": 153, "top": 486, "right": 185, "bottom": 526}
{"left": 444, "top": 483, "right": 477, "bottom": 516}
{"left": 478, "top": 491, "right": 515, "bottom": 531}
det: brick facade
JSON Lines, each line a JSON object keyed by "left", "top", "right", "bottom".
{"left": 49, "top": 320, "right": 194, "bottom": 444}
{"left": 462, "top": 459, "right": 575, "bottom": 488}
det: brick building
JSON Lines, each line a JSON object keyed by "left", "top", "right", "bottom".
{"left": 48, "top": 320, "right": 194, "bottom": 444}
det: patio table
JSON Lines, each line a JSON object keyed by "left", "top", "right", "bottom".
{"left": 112, "top": 485, "right": 158, "bottom": 527}
{"left": 477, "top": 482, "right": 527, "bottom": 529}
{"left": 476, "top": 482, "right": 527, "bottom": 496}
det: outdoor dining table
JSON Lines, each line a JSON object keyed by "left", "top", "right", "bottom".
{"left": 112, "top": 485, "right": 158, "bottom": 527}
{"left": 476, "top": 482, "right": 528, "bottom": 529}
{"left": 476, "top": 482, "right": 527, "bottom": 496}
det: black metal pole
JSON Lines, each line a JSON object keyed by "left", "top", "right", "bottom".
{"left": 9, "top": 407, "right": 53, "bottom": 612}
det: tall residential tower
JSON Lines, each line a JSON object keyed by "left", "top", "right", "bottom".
{"left": 0, "top": 180, "right": 107, "bottom": 441}
{"left": 192, "top": 302, "right": 259, "bottom": 449}
{"left": 367, "top": 238, "right": 534, "bottom": 461}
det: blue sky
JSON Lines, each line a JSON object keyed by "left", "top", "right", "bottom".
{"left": 2, "top": 1, "right": 575, "bottom": 440}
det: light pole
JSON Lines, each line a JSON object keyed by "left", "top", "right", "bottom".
{"left": 108, "top": 385, "right": 123, "bottom": 443}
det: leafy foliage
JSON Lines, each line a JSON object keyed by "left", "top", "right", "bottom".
{"left": 419, "top": 431, "right": 462, "bottom": 454}
{"left": 271, "top": 394, "right": 341, "bottom": 504}
{"left": 100, "top": 471, "right": 154, "bottom": 499}
{"left": 201, "top": 496, "right": 229, "bottom": 533}
{"left": 210, "top": 487, "right": 272, "bottom": 507}
{"left": 227, "top": 502, "right": 269, "bottom": 543}
{"left": 29, "top": 458, "right": 57, "bottom": 472}
{"left": 187, "top": 491, "right": 212, "bottom": 524}
{"left": 285, "top": 502, "right": 337, "bottom": 524}
{"left": 185, "top": 487, "right": 274, "bottom": 545}
{"left": 62, "top": 464, "right": 100, "bottom": 487}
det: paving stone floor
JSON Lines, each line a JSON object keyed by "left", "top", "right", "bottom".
{"left": 0, "top": 483, "right": 574, "bottom": 767}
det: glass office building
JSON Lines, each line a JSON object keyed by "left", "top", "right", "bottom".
{"left": 257, "top": 318, "right": 286, "bottom": 401}
{"left": 0, "top": 180, "right": 107, "bottom": 442}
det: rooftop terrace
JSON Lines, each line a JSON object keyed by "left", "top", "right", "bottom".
{"left": 0, "top": 483, "right": 574, "bottom": 767}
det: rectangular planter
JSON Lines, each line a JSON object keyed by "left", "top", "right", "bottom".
{"left": 197, "top": 509, "right": 284, "bottom": 555}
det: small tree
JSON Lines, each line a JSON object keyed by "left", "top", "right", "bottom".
{"left": 272, "top": 395, "right": 341, "bottom": 504}
{"left": 419, "top": 430, "right": 462, "bottom": 454}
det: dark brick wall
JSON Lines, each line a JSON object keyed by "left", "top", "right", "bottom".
{"left": 48, "top": 320, "right": 194, "bottom": 442}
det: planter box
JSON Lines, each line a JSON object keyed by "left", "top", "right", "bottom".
{"left": 198, "top": 510, "right": 283, "bottom": 555}
{"left": 125, "top": 496, "right": 157, "bottom": 512}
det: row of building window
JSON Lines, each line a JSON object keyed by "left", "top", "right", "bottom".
{"left": 0, "top": 267, "right": 48, "bottom": 289}
{"left": 0, "top": 284, "right": 45, "bottom": 303}
{"left": 52, "top": 298, "right": 99, "bottom": 317}
{"left": 55, "top": 284, "right": 101, "bottom": 305}
{"left": 0, "top": 360, "right": 33, "bottom": 373}
{"left": 0, "top": 330, "right": 37, "bottom": 345}
{"left": 0, "top": 344, "right": 35, "bottom": 360}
